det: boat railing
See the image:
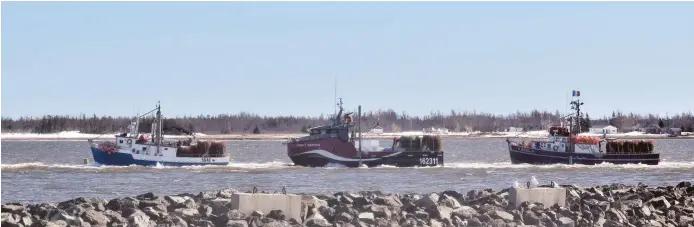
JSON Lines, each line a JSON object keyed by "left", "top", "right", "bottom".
{"left": 176, "top": 153, "right": 228, "bottom": 158}
{"left": 292, "top": 133, "right": 338, "bottom": 143}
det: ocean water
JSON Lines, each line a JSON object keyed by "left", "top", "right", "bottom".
{"left": 2, "top": 139, "right": 693, "bottom": 204}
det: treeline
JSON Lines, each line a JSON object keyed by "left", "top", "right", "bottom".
{"left": 2, "top": 109, "right": 693, "bottom": 134}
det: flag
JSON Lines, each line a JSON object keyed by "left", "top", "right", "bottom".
{"left": 572, "top": 90, "right": 581, "bottom": 97}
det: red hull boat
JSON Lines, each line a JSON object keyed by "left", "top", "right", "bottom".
{"left": 285, "top": 99, "right": 444, "bottom": 168}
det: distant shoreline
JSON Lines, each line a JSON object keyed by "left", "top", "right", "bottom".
{"left": 2, "top": 131, "right": 692, "bottom": 141}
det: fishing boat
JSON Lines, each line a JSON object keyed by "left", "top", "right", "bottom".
{"left": 285, "top": 98, "right": 444, "bottom": 168}
{"left": 505, "top": 91, "right": 660, "bottom": 165}
{"left": 87, "top": 102, "right": 230, "bottom": 166}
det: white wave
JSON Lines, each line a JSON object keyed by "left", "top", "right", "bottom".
{"left": 323, "top": 162, "right": 350, "bottom": 169}
{"left": 3, "top": 160, "right": 692, "bottom": 172}
{"left": 347, "top": 161, "right": 694, "bottom": 170}
{"left": 224, "top": 161, "right": 290, "bottom": 169}
{"left": 442, "top": 161, "right": 694, "bottom": 169}
{"left": 0, "top": 161, "right": 294, "bottom": 171}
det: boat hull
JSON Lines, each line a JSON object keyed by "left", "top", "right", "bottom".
{"left": 508, "top": 145, "right": 660, "bottom": 165}
{"left": 289, "top": 149, "right": 444, "bottom": 168}
{"left": 90, "top": 147, "right": 230, "bottom": 167}
{"left": 287, "top": 138, "right": 444, "bottom": 168}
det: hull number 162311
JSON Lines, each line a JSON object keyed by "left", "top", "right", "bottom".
{"left": 419, "top": 157, "right": 438, "bottom": 165}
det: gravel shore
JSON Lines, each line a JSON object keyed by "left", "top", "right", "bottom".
{"left": 2, "top": 182, "right": 693, "bottom": 227}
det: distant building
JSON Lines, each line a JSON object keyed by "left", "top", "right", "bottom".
{"left": 627, "top": 123, "right": 644, "bottom": 133}
{"left": 640, "top": 124, "right": 662, "bottom": 134}
{"left": 603, "top": 125, "right": 618, "bottom": 134}
{"left": 589, "top": 125, "right": 618, "bottom": 134}
{"left": 508, "top": 127, "right": 523, "bottom": 133}
{"left": 664, "top": 127, "right": 682, "bottom": 136}
{"left": 369, "top": 126, "right": 384, "bottom": 135}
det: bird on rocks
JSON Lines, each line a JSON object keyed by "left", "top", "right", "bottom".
{"left": 551, "top": 181, "right": 560, "bottom": 188}
{"left": 530, "top": 176, "right": 539, "bottom": 188}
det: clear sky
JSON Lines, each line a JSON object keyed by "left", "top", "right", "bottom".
{"left": 2, "top": 2, "right": 693, "bottom": 119}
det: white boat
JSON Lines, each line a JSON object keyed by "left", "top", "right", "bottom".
{"left": 87, "top": 102, "right": 230, "bottom": 166}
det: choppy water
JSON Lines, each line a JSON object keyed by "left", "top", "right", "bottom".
{"left": 2, "top": 139, "right": 693, "bottom": 204}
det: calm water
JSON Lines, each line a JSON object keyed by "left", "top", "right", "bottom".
{"left": 2, "top": 139, "right": 693, "bottom": 204}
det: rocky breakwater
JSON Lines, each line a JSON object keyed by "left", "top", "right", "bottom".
{"left": 2, "top": 182, "right": 694, "bottom": 227}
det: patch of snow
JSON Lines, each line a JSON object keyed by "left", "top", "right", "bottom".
{"left": 1, "top": 131, "right": 205, "bottom": 140}
{"left": 1, "top": 131, "right": 105, "bottom": 139}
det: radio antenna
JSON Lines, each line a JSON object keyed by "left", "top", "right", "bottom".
{"left": 334, "top": 77, "right": 337, "bottom": 117}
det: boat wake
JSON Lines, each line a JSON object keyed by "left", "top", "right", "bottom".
{"left": 0, "top": 161, "right": 296, "bottom": 173}
{"left": 2, "top": 161, "right": 693, "bottom": 173}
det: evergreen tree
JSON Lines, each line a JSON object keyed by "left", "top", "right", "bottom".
{"left": 253, "top": 125, "right": 261, "bottom": 134}
{"left": 658, "top": 119, "right": 664, "bottom": 128}
{"left": 608, "top": 111, "right": 616, "bottom": 126}
{"left": 579, "top": 114, "right": 591, "bottom": 133}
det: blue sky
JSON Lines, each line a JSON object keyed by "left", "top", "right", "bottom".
{"left": 2, "top": 2, "right": 693, "bottom": 119}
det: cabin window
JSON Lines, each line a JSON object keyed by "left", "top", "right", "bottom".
{"left": 119, "top": 140, "right": 123, "bottom": 143}
{"left": 143, "top": 147, "right": 147, "bottom": 151}
{"left": 561, "top": 144, "right": 565, "bottom": 148}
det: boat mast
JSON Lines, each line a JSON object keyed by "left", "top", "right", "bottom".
{"left": 358, "top": 105, "right": 362, "bottom": 166}
{"left": 135, "top": 107, "right": 140, "bottom": 138}
{"left": 334, "top": 98, "right": 343, "bottom": 126}
{"left": 156, "top": 101, "right": 162, "bottom": 154}
{"left": 334, "top": 77, "right": 337, "bottom": 118}
{"left": 569, "top": 92, "right": 583, "bottom": 165}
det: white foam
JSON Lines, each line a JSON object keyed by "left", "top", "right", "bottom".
{"left": 442, "top": 161, "right": 694, "bottom": 169}
{"left": 0, "top": 161, "right": 294, "bottom": 172}
{"left": 2, "top": 160, "right": 693, "bottom": 172}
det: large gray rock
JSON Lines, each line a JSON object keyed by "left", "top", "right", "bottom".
{"left": 127, "top": 211, "right": 151, "bottom": 227}
{"left": 173, "top": 208, "right": 199, "bottom": 221}
{"left": 557, "top": 217, "right": 575, "bottom": 227}
{"left": 452, "top": 206, "right": 479, "bottom": 219}
{"left": 491, "top": 210, "right": 514, "bottom": 222}
{"left": 225, "top": 220, "right": 248, "bottom": 227}
{"left": 80, "top": 210, "right": 109, "bottom": 226}
{"left": 209, "top": 198, "right": 231, "bottom": 215}
{"left": 373, "top": 195, "right": 403, "bottom": 207}
{"left": 415, "top": 193, "right": 440, "bottom": 209}
{"left": 5, "top": 182, "right": 694, "bottom": 227}
{"left": 217, "top": 188, "right": 239, "bottom": 199}
{"left": 438, "top": 194, "right": 461, "bottom": 209}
